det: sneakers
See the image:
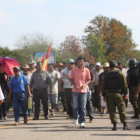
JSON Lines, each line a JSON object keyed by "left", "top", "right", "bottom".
{"left": 74, "top": 119, "right": 78, "bottom": 126}
{"left": 80, "top": 123, "right": 85, "bottom": 128}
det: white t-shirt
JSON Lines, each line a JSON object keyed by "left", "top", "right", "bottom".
{"left": 0, "top": 86, "right": 4, "bottom": 101}
{"left": 62, "top": 67, "right": 73, "bottom": 89}
{"left": 47, "top": 70, "right": 60, "bottom": 94}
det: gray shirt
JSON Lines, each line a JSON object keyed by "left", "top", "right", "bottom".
{"left": 30, "top": 70, "right": 50, "bottom": 89}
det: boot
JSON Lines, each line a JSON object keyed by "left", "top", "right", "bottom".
{"left": 112, "top": 123, "right": 117, "bottom": 131}
{"left": 131, "top": 111, "right": 139, "bottom": 119}
{"left": 123, "top": 122, "right": 130, "bottom": 130}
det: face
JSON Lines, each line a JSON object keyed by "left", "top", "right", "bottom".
{"left": 48, "top": 64, "right": 54, "bottom": 72}
{"left": 118, "top": 64, "right": 123, "bottom": 70}
{"left": 77, "top": 59, "right": 85, "bottom": 67}
{"left": 28, "top": 63, "right": 35, "bottom": 69}
{"left": 23, "top": 68, "right": 28, "bottom": 75}
{"left": 13, "top": 69, "right": 20, "bottom": 76}
{"left": 37, "top": 63, "right": 42, "bottom": 71}
{"left": 96, "top": 65, "right": 101, "bottom": 71}
{"left": 68, "top": 63, "right": 75, "bottom": 70}
{"left": 103, "top": 67, "right": 109, "bottom": 72}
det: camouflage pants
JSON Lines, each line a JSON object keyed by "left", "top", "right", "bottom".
{"left": 129, "top": 86, "right": 139, "bottom": 115}
{"left": 106, "top": 93, "right": 127, "bottom": 124}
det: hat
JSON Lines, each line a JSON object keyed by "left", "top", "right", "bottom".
{"left": 96, "top": 62, "right": 101, "bottom": 67}
{"left": 28, "top": 59, "right": 35, "bottom": 64}
{"left": 22, "top": 64, "right": 29, "bottom": 69}
{"left": 103, "top": 62, "right": 109, "bottom": 68}
{"left": 13, "top": 66, "right": 20, "bottom": 71}
{"left": 67, "top": 58, "right": 75, "bottom": 63}
{"left": 85, "top": 62, "right": 89, "bottom": 67}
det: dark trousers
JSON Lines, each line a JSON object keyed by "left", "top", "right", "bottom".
{"left": 0, "top": 101, "right": 7, "bottom": 118}
{"left": 58, "top": 91, "right": 67, "bottom": 111}
{"left": 93, "top": 86, "right": 101, "bottom": 111}
{"left": 33, "top": 88, "right": 48, "bottom": 118}
{"left": 64, "top": 88, "right": 73, "bottom": 117}
{"left": 86, "top": 91, "right": 94, "bottom": 119}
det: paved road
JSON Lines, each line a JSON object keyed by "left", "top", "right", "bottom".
{"left": 0, "top": 105, "right": 140, "bottom": 140}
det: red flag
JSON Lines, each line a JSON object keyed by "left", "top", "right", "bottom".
{"left": 42, "top": 43, "right": 52, "bottom": 71}
{"left": 41, "top": 54, "right": 45, "bottom": 64}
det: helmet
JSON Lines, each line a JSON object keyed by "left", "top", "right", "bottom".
{"left": 128, "top": 59, "right": 137, "bottom": 68}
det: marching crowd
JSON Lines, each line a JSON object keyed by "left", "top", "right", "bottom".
{"left": 0, "top": 56, "right": 140, "bottom": 131}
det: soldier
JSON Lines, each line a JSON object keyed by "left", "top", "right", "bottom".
{"left": 102, "top": 61, "right": 129, "bottom": 130}
{"left": 127, "top": 59, "right": 139, "bottom": 119}
{"left": 134, "top": 62, "right": 140, "bottom": 129}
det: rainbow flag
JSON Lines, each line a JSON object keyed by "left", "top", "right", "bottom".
{"left": 42, "top": 43, "right": 52, "bottom": 71}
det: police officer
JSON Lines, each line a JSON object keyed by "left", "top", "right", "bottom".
{"left": 102, "top": 61, "right": 129, "bottom": 130}
{"left": 9, "top": 66, "right": 32, "bottom": 125}
{"left": 134, "top": 62, "right": 140, "bottom": 129}
{"left": 127, "top": 59, "right": 139, "bottom": 119}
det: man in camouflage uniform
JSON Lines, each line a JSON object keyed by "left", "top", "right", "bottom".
{"left": 134, "top": 61, "right": 140, "bottom": 129}
{"left": 127, "top": 59, "right": 139, "bottom": 119}
{"left": 102, "top": 61, "right": 129, "bottom": 131}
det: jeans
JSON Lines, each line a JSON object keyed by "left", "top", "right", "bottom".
{"left": 13, "top": 92, "right": 28, "bottom": 122}
{"left": 72, "top": 92, "right": 87, "bottom": 123}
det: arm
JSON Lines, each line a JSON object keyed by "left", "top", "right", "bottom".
{"left": 26, "top": 85, "right": 32, "bottom": 97}
{"left": 135, "top": 83, "right": 140, "bottom": 99}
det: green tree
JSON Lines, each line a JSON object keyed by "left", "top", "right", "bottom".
{"left": 85, "top": 15, "right": 137, "bottom": 64}
{"left": 83, "top": 33, "right": 107, "bottom": 63}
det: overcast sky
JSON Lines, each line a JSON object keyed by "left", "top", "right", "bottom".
{"left": 0, "top": 0, "right": 140, "bottom": 49}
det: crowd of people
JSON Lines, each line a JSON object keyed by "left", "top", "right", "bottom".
{"left": 0, "top": 56, "right": 140, "bottom": 131}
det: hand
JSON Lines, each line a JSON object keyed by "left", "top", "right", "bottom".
{"left": 29, "top": 92, "right": 32, "bottom": 98}
{"left": 75, "top": 84, "right": 80, "bottom": 90}
{"left": 80, "top": 85, "right": 85, "bottom": 90}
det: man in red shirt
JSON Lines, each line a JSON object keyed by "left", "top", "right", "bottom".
{"left": 70, "top": 57, "right": 91, "bottom": 128}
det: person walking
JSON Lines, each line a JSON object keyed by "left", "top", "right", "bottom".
{"left": 9, "top": 66, "right": 32, "bottom": 125}
{"left": 127, "top": 59, "right": 139, "bottom": 119}
{"left": 63, "top": 58, "right": 75, "bottom": 119}
{"left": 30, "top": 62, "right": 52, "bottom": 120}
{"left": 102, "top": 61, "right": 129, "bottom": 130}
{"left": 70, "top": 56, "right": 91, "bottom": 128}
{"left": 47, "top": 63, "right": 60, "bottom": 116}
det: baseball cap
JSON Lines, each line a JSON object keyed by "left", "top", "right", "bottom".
{"left": 13, "top": 66, "right": 20, "bottom": 71}
{"left": 103, "top": 62, "right": 109, "bottom": 68}
{"left": 96, "top": 62, "right": 101, "bottom": 67}
{"left": 67, "top": 58, "right": 75, "bottom": 63}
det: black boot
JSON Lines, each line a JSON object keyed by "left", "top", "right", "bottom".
{"left": 136, "top": 125, "right": 140, "bottom": 129}
{"left": 123, "top": 122, "right": 130, "bottom": 130}
{"left": 131, "top": 111, "right": 139, "bottom": 119}
{"left": 112, "top": 123, "right": 117, "bottom": 131}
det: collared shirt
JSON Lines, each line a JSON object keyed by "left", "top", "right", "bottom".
{"left": 70, "top": 67, "right": 91, "bottom": 93}
{"left": 9, "top": 75, "right": 29, "bottom": 93}
{"left": 30, "top": 70, "right": 50, "bottom": 89}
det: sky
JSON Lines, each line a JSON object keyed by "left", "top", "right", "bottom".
{"left": 0, "top": 0, "right": 140, "bottom": 50}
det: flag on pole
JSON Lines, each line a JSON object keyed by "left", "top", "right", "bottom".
{"left": 42, "top": 43, "right": 52, "bottom": 71}
{"left": 41, "top": 53, "right": 45, "bottom": 64}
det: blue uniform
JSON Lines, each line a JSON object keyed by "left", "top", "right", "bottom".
{"left": 10, "top": 75, "right": 29, "bottom": 122}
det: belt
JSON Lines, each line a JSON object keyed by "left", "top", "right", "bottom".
{"left": 34, "top": 88, "right": 47, "bottom": 91}
{"left": 14, "top": 91, "right": 25, "bottom": 94}
{"left": 106, "top": 89, "right": 121, "bottom": 94}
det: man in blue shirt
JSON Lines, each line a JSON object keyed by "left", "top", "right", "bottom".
{"left": 9, "top": 66, "right": 32, "bottom": 126}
